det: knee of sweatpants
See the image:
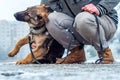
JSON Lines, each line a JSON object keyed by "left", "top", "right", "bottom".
{"left": 74, "top": 12, "right": 95, "bottom": 33}
{"left": 46, "top": 12, "right": 58, "bottom": 30}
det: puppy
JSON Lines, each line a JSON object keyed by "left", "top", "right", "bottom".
{"left": 8, "top": 4, "right": 64, "bottom": 64}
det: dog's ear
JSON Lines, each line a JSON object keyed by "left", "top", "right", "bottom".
{"left": 38, "top": 4, "right": 54, "bottom": 23}
{"left": 40, "top": 13, "right": 49, "bottom": 23}
{"left": 41, "top": 4, "right": 49, "bottom": 8}
{"left": 41, "top": 4, "right": 54, "bottom": 13}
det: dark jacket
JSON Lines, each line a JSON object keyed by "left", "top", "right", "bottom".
{"left": 41, "top": 0, "right": 119, "bottom": 24}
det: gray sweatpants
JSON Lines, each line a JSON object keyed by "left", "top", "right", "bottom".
{"left": 46, "top": 11, "right": 117, "bottom": 51}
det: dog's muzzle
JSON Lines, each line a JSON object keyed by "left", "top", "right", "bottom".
{"left": 14, "top": 12, "right": 27, "bottom": 21}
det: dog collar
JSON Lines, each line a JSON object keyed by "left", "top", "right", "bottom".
{"left": 33, "top": 23, "right": 45, "bottom": 30}
{"left": 30, "top": 27, "right": 46, "bottom": 35}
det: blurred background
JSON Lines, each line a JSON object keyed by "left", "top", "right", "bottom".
{"left": 0, "top": 0, "right": 40, "bottom": 61}
{"left": 0, "top": 0, "right": 120, "bottom": 62}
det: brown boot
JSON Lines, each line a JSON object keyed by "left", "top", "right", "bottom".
{"left": 56, "top": 46, "right": 86, "bottom": 64}
{"left": 97, "top": 47, "right": 114, "bottom": 64}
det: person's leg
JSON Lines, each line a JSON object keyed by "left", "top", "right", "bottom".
{"left": 74, "top": 12, "right": 117, "bottom": 64}
{"left": 46, "top": 12, "right": 79, "bottom": 49}
{"left": 46, "top": 12, "right": 86, "bottom": 64}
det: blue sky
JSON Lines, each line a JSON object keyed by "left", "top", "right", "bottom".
{"left": 0, "top": 0, "right": 40, "bottom": 21}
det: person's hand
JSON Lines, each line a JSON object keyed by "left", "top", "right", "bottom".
{"left": 31, "top": 42, "right": 37, "bottom": 49}
{"left": 82, "top": 3, "right": 99, "bottom": 15}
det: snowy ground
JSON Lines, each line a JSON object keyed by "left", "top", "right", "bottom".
{"left": 0, "top": 61, "right": 120, "bottom": 80}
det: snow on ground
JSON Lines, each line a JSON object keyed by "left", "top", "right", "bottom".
{"left": 0, "top": 61, "right": 120, "bottom": 80}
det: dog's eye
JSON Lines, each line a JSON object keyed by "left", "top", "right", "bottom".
{"left": 25, "top": 12, "right": 31, "bottom": 17}
{"left": 37, "top": 15, "right": 42, "bottom": 19}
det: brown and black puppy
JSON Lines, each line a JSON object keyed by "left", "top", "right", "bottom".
{"left": 8, "top": 4, "right": 64, "bottom": 64}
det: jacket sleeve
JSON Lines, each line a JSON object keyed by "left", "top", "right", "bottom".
{"left": 40, "top": 0, "right": 49, "bottom": 4}
{"left": 96, "top": 0, "right": 119, "bottom": 16}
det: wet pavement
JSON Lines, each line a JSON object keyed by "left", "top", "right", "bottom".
{"left": 0, "top": 61, "right": 120, "bottom": 80}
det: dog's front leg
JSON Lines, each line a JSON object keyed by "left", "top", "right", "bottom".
{"left": 16, "top": 47, "right": 47, "bottom": 64}
{"left": 8, "top": 35, "right": 29, "bottom": 57}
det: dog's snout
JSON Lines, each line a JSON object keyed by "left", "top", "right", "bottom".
{"left": 14, "top": 13, "right": 18, "bottom": 18}
{"left": 14, "top": 13, "right": 22, "bottom": 21}
{"left": 14, "top": 12, "right": 26, "bottom": 21}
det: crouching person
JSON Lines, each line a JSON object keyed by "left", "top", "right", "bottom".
{"left": 41, "top": 0, "right": 119, "bottom": 64}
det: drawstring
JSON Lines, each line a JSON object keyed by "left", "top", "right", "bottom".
{"left": 64, "top": 0, "right": 76, "bottom": 17}
{"left": 56, "top": 0, "right": 63, "bottom": 12}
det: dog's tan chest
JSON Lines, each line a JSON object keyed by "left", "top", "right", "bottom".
{"left": 33, "top": 34, "right": 48, "bottom": 47}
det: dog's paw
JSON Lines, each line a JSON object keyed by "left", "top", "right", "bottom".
{"left": 8, "top": 49, "right": 19, "bottom": 57}
{"left": 16, "top": 59, "right": 31, "bottom": 65}
{"left": 8, "top": 51, "right": 16, "bottom": 57}
{"left": 16, "top": 59, "right": 27, "bottom": 64}
{"left": 56, "top": 58, "right": 65, "bottom": 64}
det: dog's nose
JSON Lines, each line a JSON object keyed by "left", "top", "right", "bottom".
{"left": 14, "top": 13, "right": 18, "bottom": 18}
{"left": 14, "top": 13, "right": 17, "bottom": 17}
{"left": 14, "top": 13, "right": 18, "bottom": 19}
{"left": 14, "top": 13, "right": 24, "bottom": 21}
